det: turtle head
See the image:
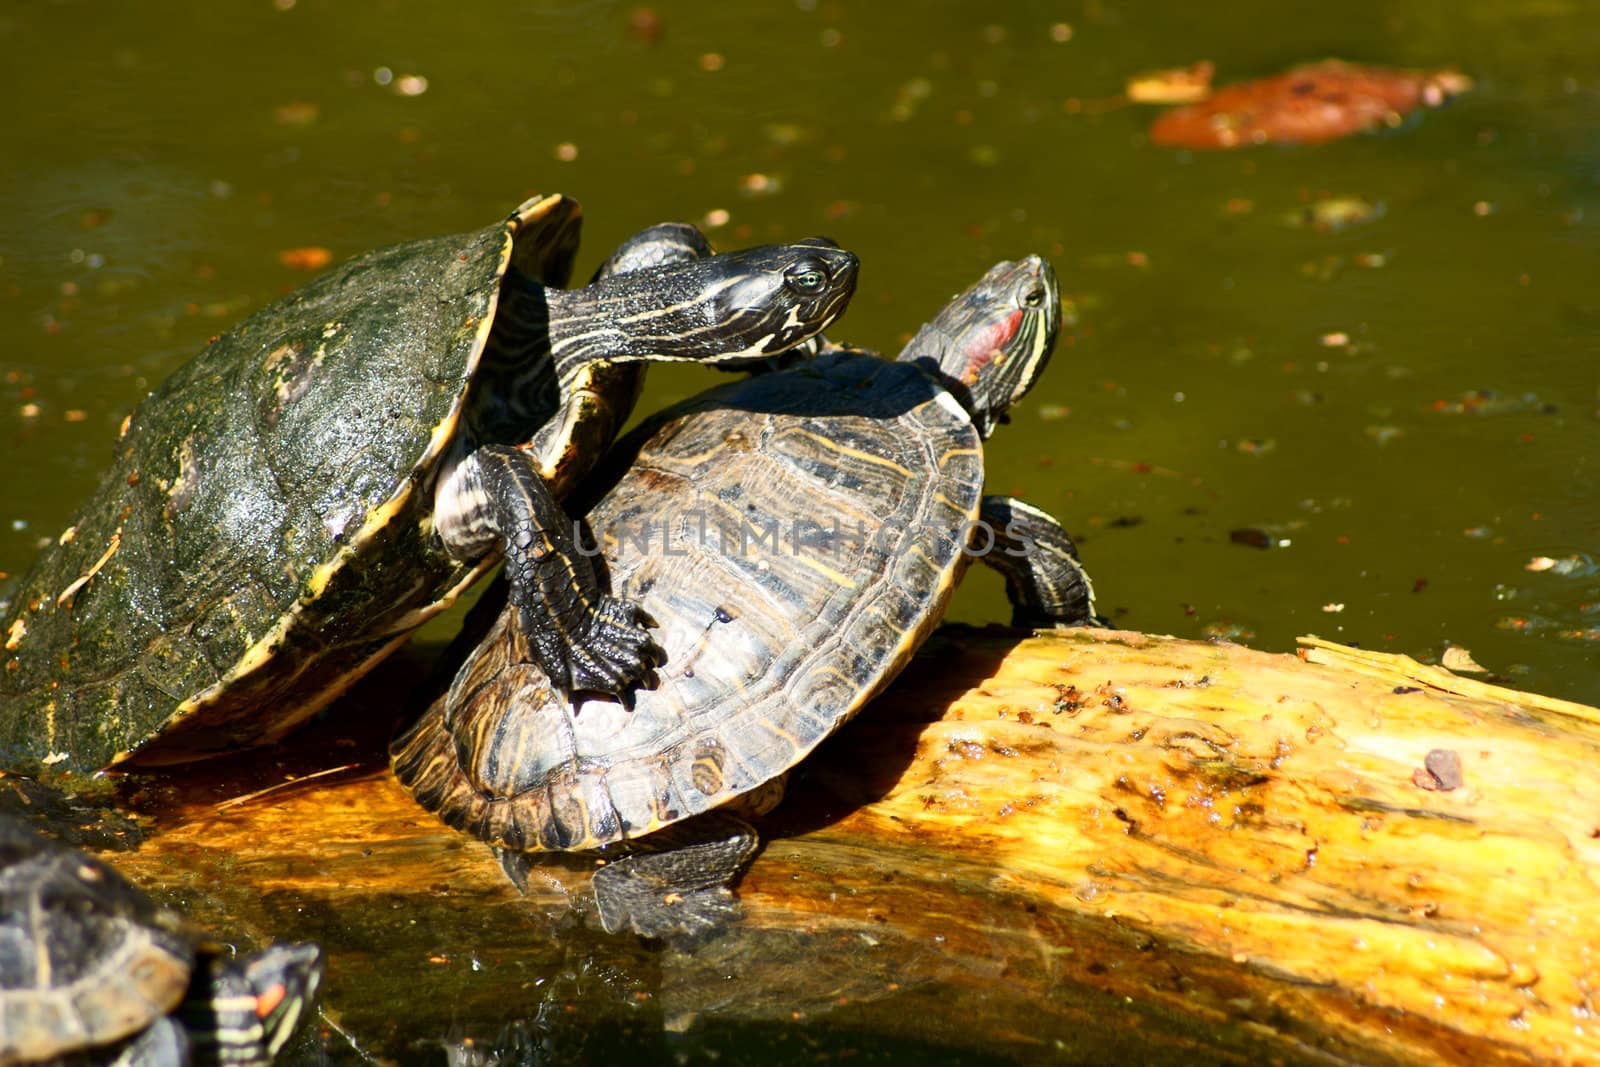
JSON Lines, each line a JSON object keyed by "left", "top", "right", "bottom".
{"left": 683, "top": 237, "right": 859, "bottom": 363}
{"left": 560, "top": 236, "right": 858, "bottom": 367}
{"left": 900, "top": 255, "right": 1060, "bottom": 439}
{"left": 170, "top": 942, "right": 324, "bottom": 1063}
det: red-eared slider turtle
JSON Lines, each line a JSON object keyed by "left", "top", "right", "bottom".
{"left": 391, "top": 256, "right": 1098, "bottom": 937}
{"left": 0, "top": 195, "right": 857, "bottom": 775}
{"left": 528, "top": 220, "right": 714, "bottom": 490}
{"left": 0, "top": 817, "right": 322, "bottom": 1065}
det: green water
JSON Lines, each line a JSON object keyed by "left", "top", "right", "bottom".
{"left": 4, "top": 2, "right": 1595, "bottom": 708}
{"left": 1, "top": 0, "right": 1597, "bottom": 1060}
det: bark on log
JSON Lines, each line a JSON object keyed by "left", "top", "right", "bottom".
{"left": 37, "top": 627, "right": 1600, "bottom": 1066}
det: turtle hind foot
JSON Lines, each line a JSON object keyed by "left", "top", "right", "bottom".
{"left": 591, "top": 814, "right": 761, "bottom": 941}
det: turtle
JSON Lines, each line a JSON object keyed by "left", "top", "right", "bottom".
{"left": 0, "top": 194, "right": 858, "bottom": 776}
{"left": 390, "top": 254, "right": 1099, "bottom": 938}
{"left": 527, "top": 219, "right": 713, "bottom": 493}
{"left": 0, "top": 816, "right": 322, "bottom": 1066}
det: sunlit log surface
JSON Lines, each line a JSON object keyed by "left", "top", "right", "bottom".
{"left": 45, "top": 627, "right": 1599, "bottom": 1066}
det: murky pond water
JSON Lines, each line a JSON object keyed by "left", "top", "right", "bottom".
{"left": 2, "top": 0, "right": 1597, "bottom": 1061}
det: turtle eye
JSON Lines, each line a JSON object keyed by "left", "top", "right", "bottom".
{"left": 786, "top": 259, "right": 829, "bottom": 295}
{"left": 1021, "top": 284, "right": 1046, "bottom": 308}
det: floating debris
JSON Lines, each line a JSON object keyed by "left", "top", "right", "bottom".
{"left": 1200, "top": 618, "right": 1256, "bottom": 642}
{"left": 1364, "top": 425, "right": 1404, "bottom": 446}
{"left": 1497, "top": 613, "right": 1600, "bottom": 643}
{"left": 273, "top": 101, "right": 320, "bottom": 127}
{"left": 1284, "top": 195, "right": 1384, "bottom": 233}
{"left": 737, "top": 173, "right": 781, "bottom": 198}
{"left": 628, "top": 7, "right": 663, "bottom": 46}
{"left": 1525, "top": 554, "right": 1594, "bottom": 577}
{"left": 891, "top": 76, "right": 934, "bottom": 122}
{"left": 1441, "top": 645, "right": 1487, "bottom": 673}
{"left": 1126, "top": 61, "right": 1215, "bottom": 105}
{"left": 1429, "top": 389, "right": 1556, "bottom": 417}
{"left": 763, "top": 122, "right": 807, "bottom": 147}
{"left": 278, "top": 247, "right": 333, "bottom": 271}
{"left": 1149, "top": 60, "right": 1472, "bottom": 149}
{"left": 1229, "top": 527, "right": 1276, "bottom": 550}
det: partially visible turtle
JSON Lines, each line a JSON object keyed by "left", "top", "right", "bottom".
{"left": 0, "top": 817, "right": 322, "bottom": 1065}
{"left": 0, "top": 194, "right": 857, "bottom": 775}
{"left": 392, "top": 255, "right": 1098, "bottom": 937}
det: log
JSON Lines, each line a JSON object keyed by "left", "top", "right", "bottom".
{"left": 33, "top": 627, "right": 1600, "bottom": 1065}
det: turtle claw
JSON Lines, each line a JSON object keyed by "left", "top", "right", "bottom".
{"left": 565, "top": 595, "right": 662, "bottom": 699}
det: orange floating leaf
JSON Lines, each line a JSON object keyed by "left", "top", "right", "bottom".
{"left": 273, "top": 101, "right": 320, "bottom": 127}
{"left": 277, "top": 247, "right": 333, "bottom": 271}
{"left": 1149, "top": 60, "right": 1472, "bottom": 149}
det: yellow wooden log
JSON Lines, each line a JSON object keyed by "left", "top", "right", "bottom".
{"left": 87, "top": 627, "right": 1600, "bottom": 1064}
{"left": 783, "top": 627, "right": 1600, "bottom": 1064}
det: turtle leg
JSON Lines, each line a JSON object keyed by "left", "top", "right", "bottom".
{"left": 107, "top": 1016, "right": 191, "bottom": 1067}
{"left": 439, "top": 444, "right": 660, "bottom": 698}
{"left": 589, "top": 811, "right": 763, "bottom": 941}
{"left": 976, "top": 495, "right": 1103, "bottom": 628}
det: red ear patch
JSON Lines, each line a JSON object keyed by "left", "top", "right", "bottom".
{"left": 256, "top": 982, "right": 287, "bottom": 1019}
{"left": 960, "top": 310, "right": 1023, "bottom": 383}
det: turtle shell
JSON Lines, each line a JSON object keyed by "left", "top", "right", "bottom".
{"left": 0, "top": 195, "right": 582, "bottom": 774}
{"left": 392, "top": 349, "right": 982, "bottom": 851}
{"left": 0, "top": 818, "right": 194, "bottom": 1063}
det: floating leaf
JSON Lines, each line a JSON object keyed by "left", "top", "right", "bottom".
{"left": 1149, "top": 61, "right": 1472, "bottom": 149}
{"left": 1126, "top": 61, "right": 1215, "bottom": 104}
{"left": 273, "top": 101, "right": 320, "bottom": 127}
{"left": 278, "top": 247, "right": 333, "bottom": 271}
{"left": 1284, "top": 196, "right": 1384, "bottom": 233}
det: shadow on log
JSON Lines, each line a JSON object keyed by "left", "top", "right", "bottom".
{"left": 19, "top": 627, "right": 1597, "bottom": 1065}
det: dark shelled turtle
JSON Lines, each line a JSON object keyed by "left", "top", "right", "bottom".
{"left": 0, "top": 194, "right": 857, "bottom": 775}
{"left": 392, "top": 255, "right": 1099, "bottom": 938}
{"left": 0, "top": 816, "right": 322, "bottom": 1066}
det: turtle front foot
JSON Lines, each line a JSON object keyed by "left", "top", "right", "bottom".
{"left": 556, "top": 595, "right": 662, "bottom": 700}
{"left": 448, "top": 445, "right": 663, "bottom": 702}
